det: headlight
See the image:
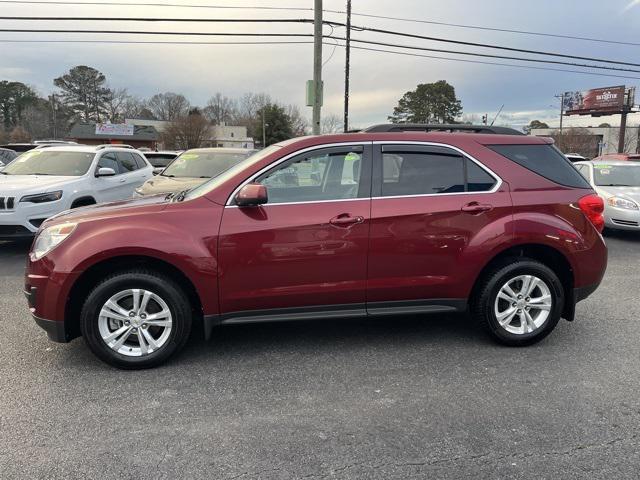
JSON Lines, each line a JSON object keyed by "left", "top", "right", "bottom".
{"left": 31, "top": 223, "right": 77, "bottom": 260}
{"left": 607, "top": 196, "right": 639, "bottom": 210}
{"left": 20, "top": 190, "right": 63, "bottom": 203}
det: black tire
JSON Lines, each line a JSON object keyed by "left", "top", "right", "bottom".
{"left": 80, "top": 269, "right": 192, "bottom": 369}
{"left": 471, "top": 257, "right": 565, "bottom": 346}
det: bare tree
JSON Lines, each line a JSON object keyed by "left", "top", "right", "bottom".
{"left": 551, "top": 127, "right": 599, "bottom": 157}
{"left": 147, "top": 92, "right": 190, "bottom": 121}
{"left": 204, "top": 93, "right": 237, "bottom": 125}
{"left": 9, "top": 126, "right": 31, "bottom": 142}
{"left": 286, "top": 105, "right": 308, "bottom": 136}
{"left": 105, "top": 87, "right": 130, "bottom": 123}
{"left": 0, "top": 127, "right": 9, "bottom": 143}
{"left": 162, "top": 110, "right": 210, "bottom": 149}
{"left": 321, "top": 113, "right": 342, "bottom": 134}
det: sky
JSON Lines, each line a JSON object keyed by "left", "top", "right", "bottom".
{"left": 2, "top": 0, "right": 640, "bottom": 130}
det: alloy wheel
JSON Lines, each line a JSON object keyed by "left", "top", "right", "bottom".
{"left": 97, "top": 288, "right": 173, "bottom": 357}
{"left": 493, "top": 274, "right": 553, "bottom": 335}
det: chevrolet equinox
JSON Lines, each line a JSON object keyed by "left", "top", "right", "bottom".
{"left": 25, "top": 125, "right": 608, "bottom": 368}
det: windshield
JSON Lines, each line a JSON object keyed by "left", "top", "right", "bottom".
{"left": 144, "top": 153, "right": 177, "bottom": 168}
{"left": 1, "top": 150, "right": 95, "bottom": 176}
{"left": 162, "top": 150, "right": 256, "bottom": 178}
{"left": 594, "top": 164, "right": 640, "bottom": 187}
{"left": 185, "top": 145, "right": 282, "bottom": 201}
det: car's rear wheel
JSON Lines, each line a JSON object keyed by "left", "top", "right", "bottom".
{"left": 471, "top": 258, "right": 564, "bottom": 346}
{"left": 80, "top": 270, "right": 192, "bottom": 369}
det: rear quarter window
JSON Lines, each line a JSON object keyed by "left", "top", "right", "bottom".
{"left": 488, "top": 144, "right": 590, "bottom": 188}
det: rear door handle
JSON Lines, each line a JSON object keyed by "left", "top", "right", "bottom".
{"left": 330, "top": 214, "right": 365, "bottom": 227}
{"left": 461, "top": 202, "right": 493, "bottom": 214}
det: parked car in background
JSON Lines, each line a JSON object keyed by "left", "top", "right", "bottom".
{"left": 25, "top": 125, "right": 607, "bottom": 368}
{"left": 142, "top": 150, "right": 180, "bottom": 175}
{"left": 564, "top": 152, "right": 588, "bottom": 162}
{"left": 574, "top": 160, "right": 640, "bottom": 231}
{"left": 134, "top": 147, "right": 257, "bottom": 197}
{"left": 0, "top": 147, "right": 18, "bottom": 167}
{"left": 592, "top": 153, "right": 640, "bottom": 162}
{"left": 0, "top": 145, "right": 153, "bottom": 239}
{"left": 0, "top": 143, "right": 39, "bottom": 153}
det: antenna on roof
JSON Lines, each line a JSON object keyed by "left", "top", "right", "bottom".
{"left": 490, "top": 105, "right": 505, "bottom": 127}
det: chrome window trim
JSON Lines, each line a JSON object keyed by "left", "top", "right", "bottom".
{"left": 225, "top": 140, "right": 503, "bottom": 207}
{"left": 225, "top": 141, "right": 369, "bottom": 206}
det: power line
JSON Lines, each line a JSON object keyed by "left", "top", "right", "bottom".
{"left": 0, "top": 16, "right": 314, "bottom": 24}
{"left": 323, "top": 9, "right": 640, "bottom": 48}
{"left": 0, "top": 0, "right": 312, "bottom": 10}
{"left": 1, "top": 36, "right": 638, "bottom": 81}
{"left": 0, "top": 28, "right": 314, "bottom": 38}
{"left": 337, "top": 36, "right": 640, "bottom": 74}
{"left": 3, "top": 16, "right": 638, "bottom": 68}
{"left": 343, "top": 44, "right": 640, "bottom": 81}
{"left": 327, "top": 21, "right": 640, "bottom": 68}
{"left": 0, "top": 1, "right": 635, "bottom": 48}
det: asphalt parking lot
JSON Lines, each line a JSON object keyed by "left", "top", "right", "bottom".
{"left": 1, "top": 233, "right": 639, "bottom": 479}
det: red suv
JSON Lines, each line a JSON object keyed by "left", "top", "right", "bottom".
{"left": 25, "top": 125, "right": 607, "bottom": 368}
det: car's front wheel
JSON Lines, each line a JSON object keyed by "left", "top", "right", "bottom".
{"left": 472, "top": 258, "right": 565, "bottom": 346}
{"left": 80, "top": 270, "right": 192, "bottom": 369}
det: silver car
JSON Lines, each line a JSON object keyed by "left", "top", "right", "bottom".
{"left": 574, "top": 160, "right": 640, "bottom": 231}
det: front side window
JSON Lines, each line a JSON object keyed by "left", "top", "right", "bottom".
{"left": 255, "top": 148, "right": 365, "bottom": 204}
{"left": 379, "top": 147, "right": 496, "bottom": 197}
{"left": 97, "top": 152, "right": 120, "bottom": 173}
{"left": 1, "top": 150, "right": 95, "bottom": 176}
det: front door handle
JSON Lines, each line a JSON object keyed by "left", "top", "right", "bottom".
{"left": 330, "top": 213, "right": 365, "bottom": 227}
{"left": 461, "top": 202, "right": 493, "bottom": 214}
{"left": 119, "top": 178, "right": 127, "bottom": 183}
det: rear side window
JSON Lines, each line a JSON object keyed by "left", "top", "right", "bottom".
{"left": 379, "top": 147, "right": 497, "bottom": 197}
{"left": 116, "top": 152, "right": 139, "bottom": 172}
{"left": 132, "top": 153, "right": 147, "bottom": 169}
{"left": 489, "top": 144, "right": 590, "bottom": 188}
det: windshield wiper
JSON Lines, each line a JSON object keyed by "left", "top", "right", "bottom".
{"left": 162, "top": 174, "right": 176, "bottom": 178}
{"left": 173, "top": 188, "right": 191, "bottom": 202}
{"left": 600, "top": 183, "right": 633, "bottom": 187}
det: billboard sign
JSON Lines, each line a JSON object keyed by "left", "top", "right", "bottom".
{"left": 95, "top": 123, "right": 135, "bottom": 136}
{"left": 563, "top": 86, "right": 626, "bottom": 115}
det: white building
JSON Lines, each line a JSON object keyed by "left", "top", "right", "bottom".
{"left": 531, "top": 126, "right": 639, "bottom": 156}
{"left": 204, "top": 125, "right": 254, "bottom": 149}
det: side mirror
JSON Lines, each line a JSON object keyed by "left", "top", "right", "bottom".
{"left": 153, "top": 167, "right": 164, "bottom": 175}
{"left": 235, "top": 183, "right": 268, "bottom": 206}
{"left": 96, "top": 167, "right": 116, "bottom": 177}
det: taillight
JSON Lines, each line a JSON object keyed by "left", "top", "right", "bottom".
{"left": 578, "top": 194, "right": 605, "bottom": 233}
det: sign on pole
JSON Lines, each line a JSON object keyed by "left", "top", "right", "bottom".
{"left": 562, "top": 86, "right": 626, "bottom": 116}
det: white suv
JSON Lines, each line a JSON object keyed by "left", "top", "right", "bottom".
{"left": 0, "top": 145, "right": 153, "bottom": 239}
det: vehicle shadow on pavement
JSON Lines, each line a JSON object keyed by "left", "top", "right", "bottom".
{"left": 179, "top": 313, "right": 491, "bottom": 364}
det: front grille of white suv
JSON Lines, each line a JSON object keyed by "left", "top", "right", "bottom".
{"left": 0, "top": 196, "right": 15, "bottom": 210}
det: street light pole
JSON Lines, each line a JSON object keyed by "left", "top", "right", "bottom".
{"left": 312, "top": 0, "right": 323, "bottom": 135}
{"left": 262, "top": 107, "right": 266, "bottom": 148}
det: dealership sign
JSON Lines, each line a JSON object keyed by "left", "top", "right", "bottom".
{"left": 563, "top": 86, "right": 626, "bottom": 115}
{"left": 95, "top": 123, "right": 135, "bottom": 136}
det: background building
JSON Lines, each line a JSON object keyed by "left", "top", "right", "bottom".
{"left": 204, "top": 125, "right": 254, "bottom": 149}
{"left": 531, "top": 126, "right": 640, "bottom": 158}
{"left": 68, "top": 123, "right": 159, "bottom": 149}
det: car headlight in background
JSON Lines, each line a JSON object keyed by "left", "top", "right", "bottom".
{"left": 31, "top": 222, "right": 77, "bottom": 260}
{"left": 20, "top": 190, "right": 63, "bottom": 203}
{"left": 607, "top": 196, "right": 639, "bottom": 210}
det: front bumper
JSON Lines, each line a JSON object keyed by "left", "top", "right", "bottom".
{"left": 604, "top": 205, "right": 640, "bottom": 231}
{"left": 0, "top": 199, "right": 64, "bottom": 238}
{"left": 24, "top": 287, "right": 68, "bottom": 342}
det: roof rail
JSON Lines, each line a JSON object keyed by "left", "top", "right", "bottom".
{"left": 362, "top": 124, "right": 524, "bottom": 136}
{"left": 95, "top": 144, "right": 135, "bottom": 150}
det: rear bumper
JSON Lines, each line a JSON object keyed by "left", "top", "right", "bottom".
{"left": 575, "top": 283, "right": 600, "bottom": 303}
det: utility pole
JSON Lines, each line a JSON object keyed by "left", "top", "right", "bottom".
{"left": 312, "top": 0, "right": 323, "bottom": 135}
{"left": 618, "top": 109, "right": 628, "bottom": 154}
{"left": 555, "top": 93, "right": 564, "bottom": 135}
{"left": 262, "top": 107, "right": 267, "bottom": 148}
{"left": 343, "top": 0, "right": 351, "bottom": 133}
{"left": 50, "top": 94, "right": 57, "bottom": 140}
